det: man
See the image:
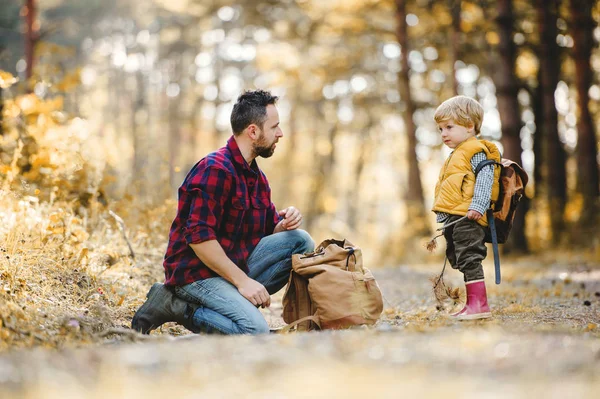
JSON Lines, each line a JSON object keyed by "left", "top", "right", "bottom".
{"left": 132, "top": 90, "right": 314, "bottom": 335}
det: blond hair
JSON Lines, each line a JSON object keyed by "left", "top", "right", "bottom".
{"left": 434, "top": 95, "right": 484, "bottom": 134}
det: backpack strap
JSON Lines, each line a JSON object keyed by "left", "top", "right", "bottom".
{"left": 279, "top": 316, "right": 321, "bottom": 333}
{"left": 474, "top": 159, "right": 501, "bottom": 176}
{"left": 476, "top": 159, "right": 502, "bottom": 284}
{"left": 487, "top": 209, "right": 501, "bottom": 284}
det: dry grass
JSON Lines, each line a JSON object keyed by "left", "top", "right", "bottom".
{"left": 0, "top": 190, "right": 180, "bottom": 350}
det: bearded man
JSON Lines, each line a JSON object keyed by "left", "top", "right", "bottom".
{"left": 132, "top": 90, "right": 314, "bottom": 335}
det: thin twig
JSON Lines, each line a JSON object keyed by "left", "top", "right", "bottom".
{"left": 381, "top": 291, "right": 396, "bottom": 309}
{"left": 108, "top": 210, "right": 135, "bottom": 259}
{"left": 435, "top": 215, "right": 468, "bottom": 231}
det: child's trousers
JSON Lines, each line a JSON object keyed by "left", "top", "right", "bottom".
{"left": 442, "top": 215, "right": 487, "bottom": 282}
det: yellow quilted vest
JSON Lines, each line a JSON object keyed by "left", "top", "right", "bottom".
{"left": 432, "top": 137, "right": 501, "bottom": 227}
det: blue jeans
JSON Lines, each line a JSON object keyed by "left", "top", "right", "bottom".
{"left": 174, "top": 229, "right": 314, "bottom": 335}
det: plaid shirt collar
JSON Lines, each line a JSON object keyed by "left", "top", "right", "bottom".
{"left": 227, "top": 135, "right": 258, "bottom": 174}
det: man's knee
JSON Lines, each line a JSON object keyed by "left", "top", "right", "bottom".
{"left": 238, "top": 316, "right": 270, "bottom": 335}
{"left": 286, "top": 229, "right": 314, "bottom": 254}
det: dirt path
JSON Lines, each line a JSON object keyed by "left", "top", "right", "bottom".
{"left": 1, "top": 260, "right": 599, "bottom": 398}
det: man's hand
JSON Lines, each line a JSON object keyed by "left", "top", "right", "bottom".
{"left": 274, "top": 206, "right": 303, "bottom": 233}
{"left": 237, "top": 277, "right": 271, "bottom": 308}
{"left": 466, "top": 209, "right": 483, "bottom": 221}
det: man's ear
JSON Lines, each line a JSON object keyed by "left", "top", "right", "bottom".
{"left": 246, "top": 124, "right": 259, "bottom": 140}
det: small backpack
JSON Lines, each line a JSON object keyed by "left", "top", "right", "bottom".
{"left": 281, "top": 239, "right": 383, "bottom": 332}
{"left": 475, "top": 158, "right": 529, "bottom": 244}
{"left": 475, "top": 158, "right": 529, "bottom": 284}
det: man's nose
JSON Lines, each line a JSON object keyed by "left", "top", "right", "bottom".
{"left": 276, "top": 128, "right": 283, "bottom": 137}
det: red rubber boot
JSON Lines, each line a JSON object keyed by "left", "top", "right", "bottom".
{"left": 450, "top": 279, "right": 492, "bottom": 320}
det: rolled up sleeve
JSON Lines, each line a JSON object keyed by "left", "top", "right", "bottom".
{"left": 184, "top": 166, "right": 232, "bottom": 245}
{"left": 469, "top": 152, "right": 494, "bottom": 215}
{"left": 266, "top": 203, "right": 283, "bottom": 235}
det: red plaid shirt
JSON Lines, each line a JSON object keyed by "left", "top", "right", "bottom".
{"left": 163, "top": 136, "right": 282, "bottom": 286}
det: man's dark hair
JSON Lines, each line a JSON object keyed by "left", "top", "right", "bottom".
{"left": 230, "top": 90, "right": 278, "bottom": 135}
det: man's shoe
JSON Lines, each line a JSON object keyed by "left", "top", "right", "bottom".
{"left": 131, "top": 283, "right": 200, "bottom": 334}
{"left": 450, "top": 279, "right": 492, "bottom": 320}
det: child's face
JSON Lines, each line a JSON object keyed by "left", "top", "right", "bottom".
{"left": 437, "top": 119, "right": 474, "bottom": 149}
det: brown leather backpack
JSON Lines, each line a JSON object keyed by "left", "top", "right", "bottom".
{"left": 475, "top": 158, "right": 529, "bottom": 243}
{"left": 282, "top": 239, "right": 383, "bottom": 332}
{"left": 474, "top": 158, "right": 529, "bottom": 284}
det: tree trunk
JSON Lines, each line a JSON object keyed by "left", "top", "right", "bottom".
{"left": 494, "top": 0, "right": 528, "bottom": 252}
{"left": 305, "top": 103, "right": 337, "bottom": 232}
{"left": 0, "top": 88, "right": 4, "bottom": 136}
{"left": 570, "top": 0, "right": 599, "bottom": 223}
{"left": 532, "top": 67, "right": 543, "bottom": 194}
{"left": 278, "top": 85, "right": 300, "bottom": 208}
{"left": 536, "top": 0, "right": 566, "bottom": 244}
{"left": 24, "top": 0, "right": 37, "bottom": 81}
{"left": 168, "top": 60, "right": 182, "bottom": 190}
{"left": 131, "top": 70, "right": 147, "bottom": 195}
{"left": 190, "top": 96, "right": 204, "bottom": 162}
{"left": 395, "top": 0, "right": 428, "bottom": 235}
{"left": 448, "top": 0, "right": 461, "bottom": 95}
{"left": 348, "top": 117, "right": 373, "bottom": 230}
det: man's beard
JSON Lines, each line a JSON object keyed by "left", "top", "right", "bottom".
{"left": 253, "top": 137, "right": 276, "bottom": 158}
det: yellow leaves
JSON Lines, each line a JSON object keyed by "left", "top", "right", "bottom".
{"left": 306, "top": 0, "right": 367, "bottom": 13}
{"left": 0, "top": 82, "right": 83, "bottom": 195}
{"left": 2, "top": 100, "right": 21, "bottom": 119}
{"left": 564, "top": 193, "right": 583, "bottom": 222}
{"left": 460, "top": 20, "right": 473, "bottom": 33}
{"left": 461, "top": 2, "right": 484, "bottom": 32}
{"left": 47, "top": 225, "right": 65, "bottom": 235}
{"left": 486, "top": 31, "right": 500, "bottom": 45}
{"left": 16, "top": 94, "right": 64, "bottom": 116}
{"left": 15, "top": 94, "right": 39, "bottom": 115}
{"left": 76, "top": 248, "right": 89, "bottom": 265}
{"left": 54, "top": 69, "right": 81, "bottom": 93}
{"left": 36, "top": 42, "right": 75, "bottom": 58}
{"left": 48, "top": 210, "right": 66, "bottom": 224}
{"left": 70, "top": 228, "right": 89, "bottom": 244}
{"left": 46, "top": 211, "right": 66, "bottom": 235}
{"left": 29, "top": 152, "right": 53, "bottom": 170}
{"left": 0, "top": 70, "right": 18, "bottom": 89}
{"left": 516, "top": 50, "right": 539, "bottom": 79}
{"left": 429, "top": 3, "right": 452, "bottom": 26}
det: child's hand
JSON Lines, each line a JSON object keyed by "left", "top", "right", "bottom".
{"left": 466, "top": 210, "right": 483, "bottom": 221}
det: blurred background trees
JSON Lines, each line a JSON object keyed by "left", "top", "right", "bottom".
{"left": 1, "top": 0, "right": 599, "bottom": 264}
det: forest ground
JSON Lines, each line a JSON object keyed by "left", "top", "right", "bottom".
{"left": 0, "top": 250, "right": 599, "bottom": 398}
